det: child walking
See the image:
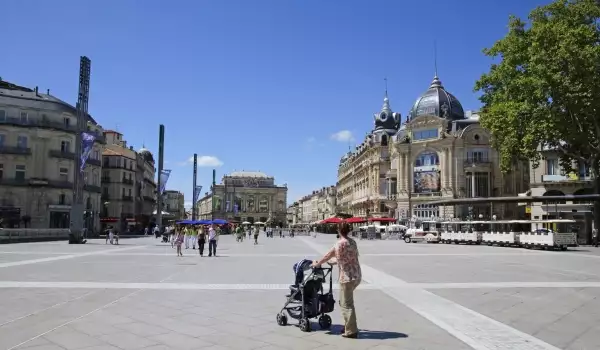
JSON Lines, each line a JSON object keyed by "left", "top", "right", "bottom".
{"left": 175, "top": 231, "right": 184, "bottom": 257}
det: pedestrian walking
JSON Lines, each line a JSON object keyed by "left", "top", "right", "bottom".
{"left": 593, "top": 228, "right": 598, "bottom": 248}
{"left": 191, "top": 225, "right": 198, "bottom": 249}
{"left": 253, "top": 225, "right": 260, "bottom": 245}
{"left": 175, "top": 231, "right": 184, "bottom": 257}
{"left": 198, "top": 226, "right": 206, "bottom": 256}
{"left": 208, "top": 224, "right": 219, "bottom": 257}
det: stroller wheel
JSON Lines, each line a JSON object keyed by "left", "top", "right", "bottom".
{"left": 318, "top": 314, "right": 332, "bottom": 329}
{"left": 299, "top": 318, "right": 311, "bottom": 332}
{"left": 276, "top": 313, "right": 287, "bottom": 326}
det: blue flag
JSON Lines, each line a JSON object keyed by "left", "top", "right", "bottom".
{"left": 159, "top": 169, "right": 171, "bottom": 194}
{"left": 80, "top": 132, "right": 96, "bottom": 173}
{"left": 193, "top": 185, "right": 202, "bottom": 203}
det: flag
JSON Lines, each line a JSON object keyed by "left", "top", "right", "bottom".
{"left": 80, "top": 132, "right": 96, "bottom": 173}
{"left": 159, "top": 169, "right": 171, "bottom": 194}
{"left": 193, "top": 185, "right": 202, "bottom": 203}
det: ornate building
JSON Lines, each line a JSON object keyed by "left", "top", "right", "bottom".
{"left": 295, "top": 186, "right": 337, "bottom": 224}
{"left": 389, "top": 75, "right": 529, "bottom": 220}
{"left": 336, "top": 92, "right": 400, "bottom": 218}
{"left": 197, "top": 171, "right": 287, "bottom": 226}
{"left": 100, "top": 131, "right": 156, "bottom": 231}
{"left": 163, "top": 190, "right": 185, "bottom": 219}
{"left": 0, "top": 80, "right": 104, "bottom": 230}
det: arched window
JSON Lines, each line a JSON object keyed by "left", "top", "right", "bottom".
{"left": 415, "top": 151, "right": 440, "bottom": 167}
{"left": 573, "top": 188, "right": 593, "bottom": 204}
{"left": 86, "top": 197, "right": 92, "bottom": 209}
{"left": 381, "top": 134, "right": 388, "bottom": 146}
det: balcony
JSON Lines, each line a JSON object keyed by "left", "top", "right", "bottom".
{"left": 103, "top": 163, "right": 135, "bottom": 171}
{"left": 122, "top": 178, "right": 134, "bottom": 185}
{"left": 122, "top": 195, "right": 134, "bottom": 202}
{"left": 539, "top": 174, "right": 594, "bottom": 183}
{"left": 0, "top": 145, "right": 32, "bottom": 155}
{"left": 464, "top": 159, "right": 492, "bottom": 167}
{"left": 101, "top": 177, "right": 111, "bottom": 183}
{"left": 49, "top": 149, "right": 76, "bottom": 160}
{"left": 0, "top": 177, "right": 29, "bottom": 186}
{"left": 84, "top": 184, "right": 102, "bottom": 193}
{"left": 143, "top": 195, "right": 156, "bottom": 203}
{"left": 412, "top": 192, "right": 442, "bottom": 198}
{"left": 0, "top": 116, "right": 105, "bottom": 143}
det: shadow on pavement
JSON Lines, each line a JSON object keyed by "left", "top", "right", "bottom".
{"left": 323, "top": 325, "right": 408, "bottom": 339}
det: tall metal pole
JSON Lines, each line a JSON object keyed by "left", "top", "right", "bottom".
{"left": 192, "top": 154, "right": 197, "bottom": 221}
{"left": 156, "top": 125, "right": 165, "bottom": 232}
{"left": 69, "top": 56, "right": 91, "bottom": 244}
{"left": 211, "top": 169, "right": 216, "bottom": 221}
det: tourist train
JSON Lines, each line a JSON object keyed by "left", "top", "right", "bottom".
{"left": 397, "top": 219, "right": 578, "bottom": 251}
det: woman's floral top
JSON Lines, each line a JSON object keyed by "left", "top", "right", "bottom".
{"left": 334, "top": 237, "right": 361, "bottom": 284}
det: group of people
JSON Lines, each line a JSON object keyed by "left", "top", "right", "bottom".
{"left": 167, "top": 224, "right": 220, "bottom": 257}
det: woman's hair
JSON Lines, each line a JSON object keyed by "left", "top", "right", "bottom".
{"left": 338, "top": 222, "right": 351, "bottom": 238}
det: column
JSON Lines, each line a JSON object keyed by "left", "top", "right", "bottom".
{"left": 471, "top": 172, "right": 477, "bottom": 198}
{"left": 443, "top": 148, "right": 450, "bottom": 188}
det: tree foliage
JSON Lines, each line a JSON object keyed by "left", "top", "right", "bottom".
{"left": 475, "top": 0, "right": 600, "bottom": 174}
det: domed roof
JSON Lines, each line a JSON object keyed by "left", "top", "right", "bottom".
{"left": 409, "top": 76, "right": 464, "bottom": 120}
{"left": 373, "top": 93, "right": 400, "bottom": 135}
{"left": 138, "top": 147, "right": 154, "bottom": 163}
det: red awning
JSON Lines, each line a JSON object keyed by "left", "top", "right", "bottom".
{"left": 345, "top": 217, "right": 367, "bottom": 224}
{"left": 368, "top": 217, "right": 396, "bottom": 223}
{"left": 320, "top": 217, "right": 343, "bottom": 224}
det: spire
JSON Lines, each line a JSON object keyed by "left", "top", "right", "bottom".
{"left": 429, "top": 40, "right": 444, "bottom": 89}
{"left": 381, "top": 77, "right": 391, "bottom": 111}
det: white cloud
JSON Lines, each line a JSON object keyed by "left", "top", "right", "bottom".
{"left": 330, "top": 130, "right": 355, "bottom": 142}
{"left": 178, "top": 155, "right": 223, "bottom": 167}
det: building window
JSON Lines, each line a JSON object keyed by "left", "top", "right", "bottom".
{"left": 413, "top": 204, "right": 439, "bottom": 218}
{"left": 413, "top": 129, "right": 439, "bottom": 141}
{"left": 93, "top": 150, "right": 99, "bottom": 160}
{"left": 20, "top": 112, "right": 28, "bottom": 123}
{"left": 122, "top": 188, "right": 125, "bottom": 196}
{"left": 61, "top": 140, "right": 71, "bottom": 152}
{"left": 59, "top": 167, "right": 69, "bottom": 182}
{"left": 17, "top": 135, "right": 28, "bottom": 149}
{"left": 15, "top": 165, "right": 26, "bottom": 181}
{"left": 128, "top": 188, "right": 132, "bottom": 197}
{"left": 0, "top": 134, "right": 5, "bottom": 147}
{"left": 93, "top": 173, "right": 99, "bottom": 185}
{"left": 59, "top": 194, "right": 66, "bottom": 205}
{"left": 0, "top": 110, "right": 5, "bottom": 121}
{"left": 63, "top": 117, "right": 71, "bottom": 128}
{"left": 546, "top": 158, "right": 558, "bottom": 175}
{"left": 415, "top": 152, "right": 440, "bottom": 167}
{"left": 466, "top": 172, "right": 490, "bottom": 198}
{"left": 466, "top": 149, "right": 489, "bottom": 163}
{"left": 0, "top": 164, "right": 3, "bottom": 179}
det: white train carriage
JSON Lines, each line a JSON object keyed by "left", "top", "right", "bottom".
{"left": 519, "top": 219, "right": 578, "bottom": 250}
{"left": 481, "top": 220, "right": 529, "bottom": 247}
{"left": 440, "top": 221, "right": 483, "bottom": 244}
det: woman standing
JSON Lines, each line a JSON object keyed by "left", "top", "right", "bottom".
{"left": 313, "top": 222, "right": 361, "bottom": 338}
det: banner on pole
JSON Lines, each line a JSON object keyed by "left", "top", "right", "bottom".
{"left": 159, "top": 169, "right": 171, "bottom": 194}
{"left": 80, "top": 132, "right": 96, "bottom": 173}
{"left": 193, "top": 185, "right": 202, "bottom": 203}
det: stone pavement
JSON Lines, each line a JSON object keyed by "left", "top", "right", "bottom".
{"left": 0, "top": 235, "right": 599, "bottom": 350}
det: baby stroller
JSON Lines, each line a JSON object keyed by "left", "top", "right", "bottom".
{"left": 276, "top": 260, "right": 335, "bottom": 332}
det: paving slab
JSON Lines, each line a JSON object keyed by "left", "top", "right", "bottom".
{"left": 0, "top": 235, "right": 598, "bottom": 349}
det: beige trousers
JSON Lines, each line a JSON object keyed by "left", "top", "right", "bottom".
{"left": 339, "top": 279, "right": 360, "bottom": 335}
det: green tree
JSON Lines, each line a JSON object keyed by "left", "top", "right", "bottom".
{"left": 475, "top": 0, "right": 600, "bottom": 240}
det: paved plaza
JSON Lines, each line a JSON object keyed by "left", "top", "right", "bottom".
{"left": 0, "top": 235, "right": 600, "bottom": 350}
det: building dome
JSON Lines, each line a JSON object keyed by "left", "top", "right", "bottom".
{"left": 373, "top": 93, "right": 401, "bottom": 135}
{"left": 138, "top": 147, "right": 154, "bottom": 163}
{"left": 409, "top": 76, "right": 464, "bottom": 120}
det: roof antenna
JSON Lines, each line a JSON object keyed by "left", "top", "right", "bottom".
{"left": 434, "top": 40, "right": 438, "bottom": 77}
{"left": 384, "top": 77, "right": 388, "bottom": 97}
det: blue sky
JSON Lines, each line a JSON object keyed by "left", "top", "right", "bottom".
{"left": 1, "top": 0, "right": 548, "bottom": 207}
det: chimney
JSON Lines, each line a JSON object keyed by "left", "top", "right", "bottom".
{"left": 35, "top": 86, "right": 39, "bottom": 96}
{"left": 47, "top": 89, "right": 50, "bottom": 95}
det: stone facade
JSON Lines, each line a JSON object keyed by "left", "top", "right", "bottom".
{"left": 100, "top": 130, "right": 156, "bottom": 230}
{"left": 197, "top": 171, "right": 287, "bottom": 226}
{"left": 0, "top": 81, "right": 104, "bottom": 230}
{"left": 295, "top": 186, "right": 337, "bottom": 224}
{"left": 163, "top": 190, "right": 185, "bottom": 219}
{"left": 528, "top": 146, "right": 595, "bottom": 244}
